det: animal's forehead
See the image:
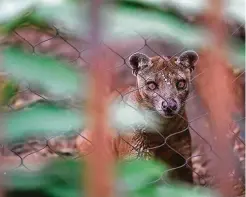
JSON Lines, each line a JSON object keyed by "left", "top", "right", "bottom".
{"left": 143, "top": 71, "right": 185, "bottom": 82}
{"left": 144, "top": 56, "right": 186, "bottom": 78}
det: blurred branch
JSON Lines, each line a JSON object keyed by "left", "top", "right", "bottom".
{"left": 194, "top": 0, "right": 243, "bottom": 196}
{"left": 85, "top": 1, "right": 115, "bottom": 197}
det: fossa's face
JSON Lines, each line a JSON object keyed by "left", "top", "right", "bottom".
{"left": 129, "top": 51, "right": 198, "bottom": 118}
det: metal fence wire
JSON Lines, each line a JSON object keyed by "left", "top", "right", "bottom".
{"left": 0, "top": 20, "right": 245, "bottom": 194}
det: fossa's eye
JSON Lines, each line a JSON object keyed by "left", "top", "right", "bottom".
{"left": 176, "top": 79, "right": 187, "bottom": 90}
{"left": 146, "top": 81, "right": 157, "bottom": 90}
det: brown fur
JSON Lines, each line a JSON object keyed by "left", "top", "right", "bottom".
{"left": 77, "top": 51, "right": 198, "bottom": 184}
{"left": 76, "top": 51, "right": 245, "bottom": 195}
{"left": 77, "top": 86, "right": 194, "bottom": 183}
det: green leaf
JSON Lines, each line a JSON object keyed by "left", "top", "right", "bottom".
{"left": 42, "top": 159, "right": 84, "bottom": 185}
{"left": 0, "top": 0, "right": 85, "bottom": 36}
{"left": 1, "top": 46, "right": 85, "bottom": 99}
{"left": 0, "top": 77, "right": 18, "bottom": 106}
{"left": 43, "top": 159, "right": 83, "bottom": 197}
{"left": 34, "top": 0, "right": 85, "bottom": 37}
{"left": 4, "top": 159, "right": 83, "bottom": 197}
{"left": 47, "top": 187, "right": 81, "bottom": 197}
{"left": 156, "top": 184, "right": 220, "bottom": 197}
{"left": 101, "top": 2, "right": 244, "bottom": 67}
{"left": 122, "top": 0, "right": 244, "bottom": 23}
{"left": 121, "top": 0, "right": 207, "bottom": 15}
{"left": 2, "top": 100, "right": 84, "bottom": 142}
{"left": 4, "top": 158, "right": 218, "bottom": 197}
{"left": 129, "top": 185, "right": 159, "bottom": 197}
{"left": 0, "top": 11, "right": 51, "bottom": 34}
{"left": 0, "top": 0, "right": 45, "bottom": 33}
{"left": 228, "top": 39, "right": 245, "bottom": 70}
{"left": 109, "top": 99, "right": 159, "bottom": 131}
{"left": 0, "top": 0, "right": 35, "bottom": 24}
{"left": 102, "top": 1, "right": 210, "bottom": 49}
{"left": 4, "top": 170, "right": 46, "bottom": 190}
{"left": 117, "top": 159, "right": 168, "bottom": 191}
{"left": 128, "top": 182, "right": 219, "bottom": 197}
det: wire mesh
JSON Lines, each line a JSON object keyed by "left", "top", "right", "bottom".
{"left": 0, "top": 16, "right": 245, "bottom": 196}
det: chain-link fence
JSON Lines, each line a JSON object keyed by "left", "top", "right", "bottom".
{"left": 0, "top": 16, "right": 245, "bottom": 196}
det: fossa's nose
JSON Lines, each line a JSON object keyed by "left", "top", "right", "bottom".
{"left": 162, "top": 99, "right": 177, "bottom": 114}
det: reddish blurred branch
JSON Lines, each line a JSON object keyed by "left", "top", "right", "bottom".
{"left": 194, "top": 0, "right": 242, "bottom": 196}
{"left": 85, "top": 51, "right": 115, "bottom": 197}
{"left": 84, "top": 1, "right": 115, "bottom": 197}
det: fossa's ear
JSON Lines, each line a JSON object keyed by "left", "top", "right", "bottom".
{"left": 176, "top": 50, "right": 199, "bottom": 72}
{"left": 129, "top": 52, "right": 151, "bottom": 76}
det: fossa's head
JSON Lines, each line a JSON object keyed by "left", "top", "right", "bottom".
{"left": 129, "top": 50, "right": 199, "bottom": 118}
